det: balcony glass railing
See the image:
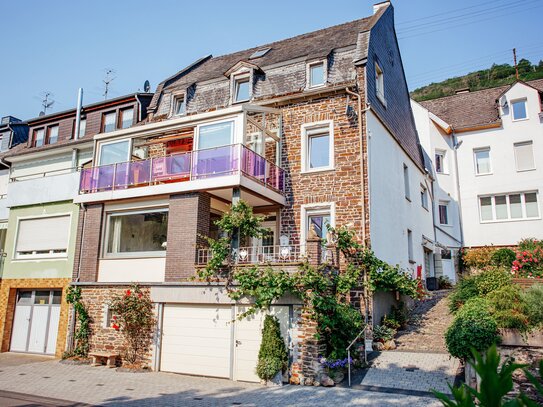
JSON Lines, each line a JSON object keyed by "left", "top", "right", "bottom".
{"left": 79, "top": 144, "right": 285, "bottom": 194}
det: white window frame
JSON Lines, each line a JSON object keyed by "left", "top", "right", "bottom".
{"left": 300, "top": 202, "right": 336, "bottom": 246}
{"left": 434, "top": 149, "right": 447, "bottom": 174}
{"left": 301, "top": 120, "right": 334, "bottom": 173}
{"left": 102, "top": 207, "right": 169, "bottom": 259}
{"left": 478, "top": 191, "right": 541, "bottom": 223}
{"left": 97, "top": 138, "right": 132, "bottom": 166}
{"left": 233, "top": 74, "right": 251, "bottom": 103}
{"left": 13, "top": 213, "right": 72, "bottom": 260}
{"left": 195, "top": 118, "right": 236, "bottom": 150}
{"left": 420, "top": 184, "right": 428, "bottom": 210}
{"left": 511, "top": 98, "right": 528, "bottom": 121}
{"left": 473, "top": 147, "right": 492, "bottom": 176}
{"left": 306, "top": 60, "right": 327, "bottom": 89}
{"left": 514, "top": 141, "right": 535, "bottom": 172}
{"left": 438, "top": 201, "right": 450, "bottom": 226}
{"left": 407, "top": 229, "right": 414, "bottom": 263}
{"left": 403, "top": 163, "right": 411, "bottom": 201}
{"left": 375, "top": 62, "right": 386, "bottom": 106}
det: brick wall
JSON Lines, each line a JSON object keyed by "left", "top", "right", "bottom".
{"left": 0, "top": 278, "right": 71, "bottom": 357}
{"left": 165, "top": 192, "right": 210, "bottom": 281}
{"left": 76, "top": 204, "right": 104, "bottom": 282}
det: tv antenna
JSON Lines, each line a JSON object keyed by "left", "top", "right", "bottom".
{"left": 103, "top": 68, "right": 116, "bottom": 100}
{"left": 39, "top": 91, "right": 55, "bottom": 116}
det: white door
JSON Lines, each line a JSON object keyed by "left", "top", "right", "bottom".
{"left": 9, "top": 291, "right": 32, "bottom": 352}
{"left": 233, "top": 306, "right": 290, "bottom": 382}
{"left": 160, "top": 304, "right": 232, "bottom": 378}
{"left": 442, "top": 259, "right": 456, "bottom": 283}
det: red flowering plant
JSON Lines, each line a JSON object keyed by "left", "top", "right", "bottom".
{"left": 109, "top": 284, "right": 155, "bottom": 366}
{"left": 511, "top": 239, "right": 543, "bottom": 279}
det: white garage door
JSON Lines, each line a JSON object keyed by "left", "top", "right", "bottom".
{"left": 160, "top": 304, "right": 232, "bottom": 378}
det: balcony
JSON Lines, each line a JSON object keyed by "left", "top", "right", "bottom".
{"left": 197, "top": 244, "right": 306, "bottom": 266}
{"left": 77, "top": 144, "right": 285, "bottom": 204}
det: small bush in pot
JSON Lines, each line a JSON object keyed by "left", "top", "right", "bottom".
{"left": 256, "top": 315, "right": 288, "bottom": 382}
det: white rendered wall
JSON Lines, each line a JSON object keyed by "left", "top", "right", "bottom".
{"left": 98, "top": 257, "right": 166, "bottom": 282}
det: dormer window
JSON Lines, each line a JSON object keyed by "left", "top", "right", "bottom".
{"left": 512, "top": 99, "right": 527, "bottom": 121}
{"left": 308, "top": 61, "right": 325, "bottom": 88}
{"left": 33, "top": 128, "right": 45, "bottom": 147}
{"left": 375, "top": 62, "right": 386, "bottom": 105}
{"left": 174, "top": 96, "right": 186, "bottom": 116}
{"left": 234, "top": 75, "right": 250, "bottom": 103}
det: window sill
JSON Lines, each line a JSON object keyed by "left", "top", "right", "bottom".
{"left": 307, "top": 83, "right": 326, "bottom": 91}
{"left": 475, "top": 172, "right": 493, "bottom": 177}
{"left": 232, "top": 98, "right": 251, "bottom": 105}
{"left": 436, "top": 172, "right": 449, "bottom": 176}
{"left": 100, "top": 253, "right": 167, "bottom": 260}
{"left": 516, "top": 168, "right": 536, "bottom": 173}
{"left": 479, "top": 216, "right": 541, "bottom": 224}
{"left": 439, "top": 223, "right": 452, "bottom": 227}
{"left": 301, "top": 167, "right": 335, "bottom": 175}
{"left": 512, "top": 117, "right": 529, "bottom": 122}
{"left": 13, "top": 256, "right": 68, "bottom": 262}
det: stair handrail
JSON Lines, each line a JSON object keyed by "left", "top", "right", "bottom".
{"left": 346, "top": 325, "right": 368, "bottom": 387}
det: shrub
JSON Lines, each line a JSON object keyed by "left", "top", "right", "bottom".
{"left": 382, "top": 314, "right": 401, "bottom": 330}
{"left": 524, "top": 284, "right": 543, "bottom": 327}
{"left": 256, "top": 315, "right": 288, "bottom": 381}
{"left": 462, "top": 246, "right": 496, "bottom": 270}
{"left": 325, "top": 303, "right": 364, "bottom": 360}
{"left": 373, "top": 325, "right": 396, "bottom": 343}
{"left": 389, "top": 302, "right": 409, "bottom": 329}
{"left": 511, "top": 245, "right": 543, "bottom": 279}
{"left": 445, "top": 297, "right": 499, "bottom": 360}
{"left": 487, "top": 285, "right": 529, "bottom": 332}
{"left": 438, "top": 276, "right": 453, "bottom": 289}
{"left": 490, "top": 248, "right": 516, "bottom": 268}
{"left": 449, "top": 276, "right": 479, "bottom": 313}
{"left": 518, "top": 238, "right": 543, "bottom": 252}
{"left": 475, "top": 267, "right": 511, "bottom": 295}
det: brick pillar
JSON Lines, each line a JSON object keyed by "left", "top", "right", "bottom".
{"left": 298, "top": 307, "right": 326, "bottom": 384}
{"left": 165, "top": 192, "right": 210, "bottom": 281}
{"left": 306, "top": 230, "right": 322, "bottom": 267}
{"left": 77, "top": 203, "right": 104, "bottom": 282}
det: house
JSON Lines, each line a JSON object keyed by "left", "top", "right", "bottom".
{"left": 70, "top": 1, "right": 432, "bottom": 382}
{"left": 0, "top": 93, "right": 152, "bottom": 357}
{"left": 413, "top": 80, "right": 543, "bottom": 255}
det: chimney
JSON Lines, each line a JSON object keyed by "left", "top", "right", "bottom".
{"left": 373, "top": 1, "right": 391, "bottom": 14}
{"left": 1, "top": 116, "right": 21, "bottom": 125}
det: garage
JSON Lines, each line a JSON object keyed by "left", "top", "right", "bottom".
{"left": 10, "top": 290, "right": 62, "bottom": 355}
{"left": 159, "top": 304, "right": 290, "bottom": 382}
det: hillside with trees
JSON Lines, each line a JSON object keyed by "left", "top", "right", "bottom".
{"left": 410, "top": 58, "right": 543, "bottom": 102}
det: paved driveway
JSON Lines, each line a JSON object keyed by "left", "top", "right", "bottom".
{"left": 0, "top": 353, "right": 442, "bottom": 406}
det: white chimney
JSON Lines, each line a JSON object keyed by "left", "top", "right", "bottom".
{"left": 373, "top": 1, "right": 391, "bottom": 14}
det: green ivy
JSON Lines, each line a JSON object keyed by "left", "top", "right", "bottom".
{"left": 65, "top": 286, "right": 90, "bottom": 358}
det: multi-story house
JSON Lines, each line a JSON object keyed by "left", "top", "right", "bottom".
{"left": 71, "top": 1, "right": 432, "bottom": 382}
{"left": 0, "top": 93, "right": 152, "bottom": 357}
{"left": 413, "top": 79, "right": 543, "bottom": 255}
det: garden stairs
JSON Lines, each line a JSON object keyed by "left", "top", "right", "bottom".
{"left": 394, "top": 290, "right": 453, "bottom": 353}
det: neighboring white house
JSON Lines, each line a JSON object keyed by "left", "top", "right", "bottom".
{"left": 414, "top": 79, "right": 543, "bottom": 255}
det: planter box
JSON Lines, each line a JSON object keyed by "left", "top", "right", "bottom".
{"left": 500, "top": 328, "right": 543, "bottom": 348}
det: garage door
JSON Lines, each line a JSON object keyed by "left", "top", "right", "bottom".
{"left": 160, "top": 304, "right": 232, "bottom": 378}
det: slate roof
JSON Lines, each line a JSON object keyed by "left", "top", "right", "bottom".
{"left": 420, "top": 80, "right": 543, "bottom": 131}
{"left": 148, "top": 14, "right": 381, "bottom": 112}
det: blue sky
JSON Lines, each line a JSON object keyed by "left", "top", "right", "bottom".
{"left": 1, "top": 0, "right": 541, "bottom": 120}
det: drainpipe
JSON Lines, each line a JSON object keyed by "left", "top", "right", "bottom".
{"left": 452, "top": 133, "right": 464, "bottom": 246}
{"left": 74, "top": 88, "right": 83, "bottom": 140}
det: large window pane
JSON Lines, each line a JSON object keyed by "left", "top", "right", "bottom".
{"left": 34, "top": 129, "right": 45, "bottom": 147}
{"left": 47, "top": 126, "right": 59, "bottom": 144}
{"left": 475, "top": 149, "right": 491, "bottom": 174}
{"left": 525, "top": 193, "right": 539, "bottom": 218}
{"left": 310, "top": 63, "right": 324, "bottom": 87}
{"left": 234, "top": 78, "right": 250, "bottom": 102}
{"left": 439, "top": 204, "right": 448, "bottom": 225}
{"left": 120, "top": 108, "right": 134, "bottom": 129}
{"left": 103, "top": 112, "right": 117, "bottom": 133}
{"left": 197, "top": 121, "right": 233, "bottom": 150}
{"left": 99, "top": 140, "right": 130, "bottom": 166}
{"left": 107, "top": 210, "right": 168, "bottom": 255}
{"left": 480, "top": 197, "right": 493, "bottom": 221}
{"left": 495, "top": 195, "right": 508, "bottom": 219}
{"left": 309, "top": 133, "right": 330, "bottom": 169}
{"left": 308, "top": 213, "right": 331, "bottom": 240}
{"left": 512, "top": 100, "right": 527, "bottom": 120}
{"left": 509, "top": 194, "right": 522, "bottom": 219}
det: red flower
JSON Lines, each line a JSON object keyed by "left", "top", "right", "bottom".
{"left": 112, "top": 315, "right": 117, "bottom": 320}
{"left": 126, "top": 289, "right": 131, "bottom": 296}
{"left": 138, "top": 293, "right": 142, "bottom": 299}
{"left": 112, "top": 323, "right": 120, "bottom": 330}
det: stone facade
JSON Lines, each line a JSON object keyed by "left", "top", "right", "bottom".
{"left": 0, "top": 278, "right": 71, "bottom": 357}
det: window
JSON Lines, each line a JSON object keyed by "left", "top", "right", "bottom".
{"left": 234, "top": 76, "right": 250, "bottom": 103}
{"left": 407, "top": 229, "right": 414, "bottom": 262}
{"left": 15, "top": 215, "right": 71, "bottom": 259}
{"left": 479, "top": 192, "right": 540, "bottom": 222}
{"left": 249, "top": 48, "right": 271, "bottom": 59}
{"left": 439, "top": 202, "right": 449, "bottom": 225}
{"left": 308, "top": 62, "right": 325, "bottom": 88}
{"left": 302, "top": 121, "right": 334, "bottom": 172}
{"left": 33, "top": 128, "right": 45, "bottom": 147}
{"left": 302, "top": 203, "right": 334, "bottom": 244}
{"left": 46, "top": 125, "right": 59, "bottom": 145}
{"left": 514, "top": 141, "right": 535, "bottom": 171}
{"left": 174, "top": 96, "right": 186, "bottom": 116}
{"left": 512, "top": 99, "right": 527, "bottom": 121}
{"left": 435, "top": 150, "right": 446, "bottom": 174}
{"left": 102, "top": 112, "right": 117, "bottom": 133}
{"left": 403, "top": 164, "right": 410, "bottom": 200}
{"left": 421, "top": 185, "right": 428, "bottom": 209}
{"left": 375, "top": 62, "right": 385, "bottom": 104}
{"left": 75, "top": 118, "right": 86, "bottom": 138}
{"left": 99, "top": 139, "right": 130, "bottom": 166}
{"left": 105, "top": 209, "right": 168, "bottom": 257}
{"left": 119, "top": 108, "right": 134, "bottom": 129}
{"left": 474, "top": 148, "right": 491, "bottom": 175}
{"left": 197, "top": 120, "right": 234, "bottom": 150}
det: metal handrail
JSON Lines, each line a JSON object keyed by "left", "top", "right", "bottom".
{"left": 10, "top": 165, "right": 82, "bottom": 182}
{"left": 347, "top": 325, "right": 368, "bottom": 387}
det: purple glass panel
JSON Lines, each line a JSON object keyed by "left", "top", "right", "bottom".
{"left": 267, "top": 164, "right": 284, "bottom": 192}
{"left": 192, "top": 145, "right": 238, "bottom": 179}
{"left": 94, "top": 165, "right": 115, "bottom": 191}
{"left": 241, "top": 147, "right": 266, "bottom": 181}
{"left": 151, "top": 153, "right": 191, "bottom": 182}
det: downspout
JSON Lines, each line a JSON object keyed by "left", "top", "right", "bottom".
{"left": 452, "top": 132, "right": 464, "bottom": 246}
{"left": 135, "top": 94, "right": 143, "bottom": 122}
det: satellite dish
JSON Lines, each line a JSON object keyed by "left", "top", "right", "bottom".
{"left": 143, "top": 80, "right": 150, "bottom": 93}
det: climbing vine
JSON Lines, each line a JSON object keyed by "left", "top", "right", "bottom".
{"left": 65, "top": 285, "right": 90, "bottom": 358}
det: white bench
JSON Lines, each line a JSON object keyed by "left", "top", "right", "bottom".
{"left": 89, "top": 351, "right": 119, "bottom": 368}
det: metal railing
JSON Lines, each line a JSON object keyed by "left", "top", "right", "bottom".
{"left": 79, "top": 144, "right": 285, "bottom": 194}
{"left": 197, "top": 244, "right": 306, "bottom": 266}
{"left": 10, "top": 166, "right": 81, "bottom": 182}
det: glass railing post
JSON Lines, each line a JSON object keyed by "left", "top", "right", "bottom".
{"left": 149, "top": 157, "right": 153, "bottom": 186}
{"left": 112, "top": 163, "right": 117, "bottom": 191}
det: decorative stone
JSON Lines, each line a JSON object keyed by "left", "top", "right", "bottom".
{"left": 303, "top": 377, "right": 314, "bottom": 386}
{"left": 332, "top": 371, "right": 344, "bottom": 384}
{"left": 320, "top": 374, "right": 335, "bottom": 387}
{"left": 374, "top": 341, "right": 385, "bottom": 351}
{"left": 384, "top": 340, "right": 397, "bottom": 350}
{"left": 313, "top": 381, "right": 321, "bottom": 386}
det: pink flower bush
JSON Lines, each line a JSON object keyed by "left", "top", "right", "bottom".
{"left": 511, "top": 245, "right": 543, "bottom": 279}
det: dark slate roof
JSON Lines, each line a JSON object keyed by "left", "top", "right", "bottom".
{"left": 149, "top": 14, "right": 380, "bottom": 112}
{"left": 420, "top": 79, "right": 543, "bottom": 131}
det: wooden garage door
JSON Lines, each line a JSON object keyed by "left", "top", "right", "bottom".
{"left": 160, "top": 304, "right": 232, "bottom": 378}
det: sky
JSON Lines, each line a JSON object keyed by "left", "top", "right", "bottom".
{"left": 1, "top": 0, "right": 541, "bottom": 120}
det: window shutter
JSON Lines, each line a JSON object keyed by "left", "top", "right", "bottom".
{"left": 514, "top": 142, "right": 535, "bottom": 171}
{"left": 17, "top": 216, "right": 70, "bottom": 252}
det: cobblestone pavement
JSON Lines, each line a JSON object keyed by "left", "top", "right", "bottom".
{"left": 360, "top": 351, "right": 459, "bottom": 395}
{"left": 395, "top": 290, "right": 454, "bottom": 353}
{"left": 0, "top": 355, "right": 441, "bottom": 406}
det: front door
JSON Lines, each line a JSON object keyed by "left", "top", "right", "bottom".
{"left": 10, "top": 290, "right": 62, "bottom": 355}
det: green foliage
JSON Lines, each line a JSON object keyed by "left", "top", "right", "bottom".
{"left": 487, "top": 285, "right": 529, "bottom": 332}
{"left": 491, "top": 248, "right": 516, "bottom": 269}
{"left": 438, "top": 276, "right": 453, "bottom": 289}
{"left": 523, "top": 284, "right": 543, "bottom": 327}
{"left": 449, "top": 276, "right": 479, "bottom": 313}
{"left": 382, "top": 314, "right": 401, "bottom": 330}
{"left": 109, "top": 284, "right": 155, "bottom": 365}
{"left": 373, "top": 325, "right": 396, "bottom": 343}
{"left": 411, "top": 59, "right": 543, "bottom": 102}
{"left": 462, "top": 246, "right": 497, "bottom": 270}
{"left": 65, "top": 286, "right": 90, "bottom": 358}
{"left": 256, "top": 315, "right": 288, "bottom": 381}
{"left": 511, "top": 240, "right": 543, "bottom": 279}
{"left": 518, "top": 238, "right": 543, "bottom": 252}
{"left": 434, "top": 345, "right": 532, "bottom": 407}
{"left": 445, "top": 297, "right": 499, "bottom": 360}
{"left": 475, "top": 268, "right": 511, "bottom": 296}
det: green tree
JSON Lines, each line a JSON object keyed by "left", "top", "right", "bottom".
{"left": 256, "top": 315, "right": 288, "bottom": 381}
